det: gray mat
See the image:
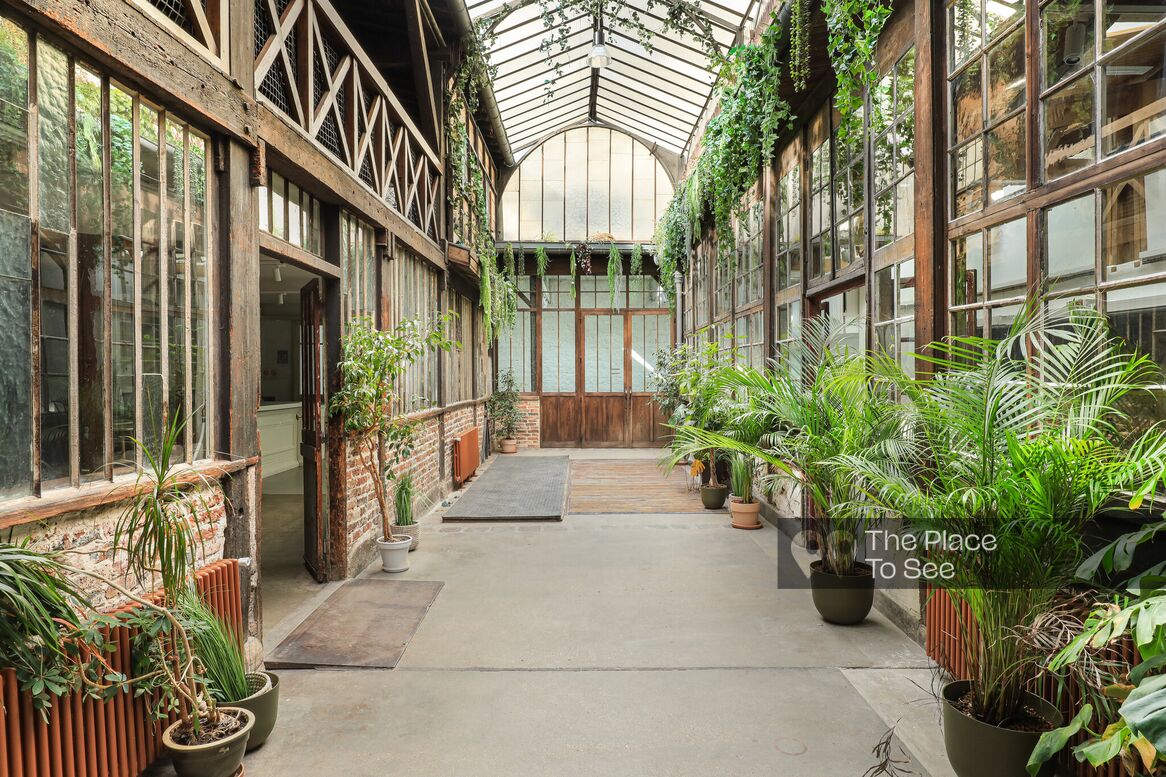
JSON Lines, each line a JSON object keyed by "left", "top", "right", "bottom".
{"left": 267, "top": 579, "right": 442, "bottom": 669}
{"left": 443, "top": 455, "right": 568, "bottom": 521}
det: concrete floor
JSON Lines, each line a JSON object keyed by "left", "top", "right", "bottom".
{"left": 259, "top": 467, "right": 324, "bottom": 632}
{"left": 240, "top": 450, "right": 954, "bottom": 777}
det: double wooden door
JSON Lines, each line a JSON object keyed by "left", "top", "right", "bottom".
{"left": 541, "top": 310, "right": 671, "bottom": 447}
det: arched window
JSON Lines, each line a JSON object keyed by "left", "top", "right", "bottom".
{"left": 499, "top": 126, "right": 673, "bottom": 244}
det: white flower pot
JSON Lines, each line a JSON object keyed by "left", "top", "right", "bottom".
{"left": 376, "top": 535, "right": 412, "bottom": 572}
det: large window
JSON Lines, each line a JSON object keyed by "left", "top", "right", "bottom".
{"left": 0, "top": 17, "right": 213, "bottom": 500}
{"left": 541, "top": 276, "right": 576, "bottom": 393}
{"left": 735, "top": 195, "right": 764, "bottom": 309}
{"left": 1041, "top": 0, "right": 1166, "bottom": 180}
{"left": 341, "top": 212, "right": 378, "bottom": 322}
{"left": 950, "top": 215, "right": 1026, "bottom": 338}
{"left": 499, "top": 127, "right": 674, "bottom": 243}
{"left": 875, "top": 259, "right": 916, "bottom": 377}
{"left": 948, "top": 0, "right": 1026, "bottom": 216}
{"left": 834, "top": 123, "right": 866, "bottom": 271}
{"left": 259, "top": 169, "right": 323, "bottom": 255}
{"left": 873, "top": 49, "right": 916, "bottom": 251}
{"left": 809, "top": 135, "right": 833, "bottom": 281}
{"left": 447, "top": 288, "right": 480, "bottom": 402}
{"left": 387, "top": 249, "right": 439, "bottom": 412}
{"left": 495, "top": 276, "right": 535, "bottom": 392}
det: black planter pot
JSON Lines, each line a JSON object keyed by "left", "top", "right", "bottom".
{"left": 700, "top": 484, "right": 729, "bottom": 509}
{"left": 809, "top": 561, "right": 875, "bottom": 625}
{"left": 941, "top": 680, "right": 1061, "bottom": 777}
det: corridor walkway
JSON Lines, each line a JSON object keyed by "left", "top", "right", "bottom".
{"left": 246, "top": 450, "right": 951, "bottom": 777}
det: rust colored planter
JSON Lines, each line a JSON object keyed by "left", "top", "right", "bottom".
{"left": 729, "top": 497, "right": 762, "bottom": 529}
{"left": 500, "top": 438, "right": 518, "bottom": 454}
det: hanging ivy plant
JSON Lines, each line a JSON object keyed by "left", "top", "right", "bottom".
{"left": 630, "top": 243, "right": 643, "bottom": 275}
{"left": 535, "top": 246, "right": 550, "bottom": 279}
{"left": 568, "top": 246, "right": 578, "bottom": 299}
{"left": 517, "top": 244, "right": 527, "bottom": 276}
{"left": 607, "top": 243, "right": 624, "bottom": 310}
{"left": 503, "top": 242, "right": 516, "bottom": 278}
{"left": 823, "top": 0, "right": 893, "bottom": 143}
{"left": 790, "top": 0, "right": 810, "bottom": 91}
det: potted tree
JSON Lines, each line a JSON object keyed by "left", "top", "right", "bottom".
{"left": 847, "top": 305, "right": 1166, "bottom": 777}
{"left": 728, "top": 454, "right": 761, "bottom": 529}
{"left": 670, "top": 315, "right": 899, "bottom": 623}
{"left": 487, "top": 369, "right": 523, "bottom": 453}
{"left": 330, "top": 316, "right": 453, "bottom": 573}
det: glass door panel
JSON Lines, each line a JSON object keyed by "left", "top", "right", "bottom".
{"left": 583, "top": 314, "right": 624, "bottom": 393}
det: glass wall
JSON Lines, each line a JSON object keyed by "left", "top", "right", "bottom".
{"left": 259, "top": 169, "right": 323, "bottom": 255}
{"left": 342, "top": 212, "right": 378, "bottom": 323}
{"left": 500, "top": 127, "right": 674, "bottom": 243}
{"left": 0, "top": 14, "right": 213, "bottom": 500}
{"left": 387, "top": 247, "right": 440, "bottom": 412}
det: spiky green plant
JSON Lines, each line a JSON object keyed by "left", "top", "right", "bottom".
{"left": 394, "top": 472, "right": 416, "bottom": 527}
{"left": 842, "top": 304, "right": 1166, "bottom": 728}
{"left": 178, "top": 590, "right": 249, "bottom": 704}
{"left": 535, "top": 246, "right": 549, "bottom": 278}
{"left": 729, "top": 454, "right": 755, "bottom": 505}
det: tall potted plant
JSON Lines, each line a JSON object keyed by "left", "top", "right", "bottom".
{"left": 846, "top": 305, "right": 1166, "bottom": 777}
{"left": 669, "top": 315, "right": 901, "bottom": 623}
{"left": 392, "top": 472, "right": 430, "bottom": 551}
{"left": 487, "top": 369, "right": 523, "bottom": 453}
{"left": 728, "top": 453, "right": 761, "bottom": 530}
{"left": 330, "top": 316, "right": 453, "bottom": 573}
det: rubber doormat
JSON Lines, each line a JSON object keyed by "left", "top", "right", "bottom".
{"left": 266, "top": 579, "right": 443, "bottom": 669}
{"left": 443, "top": 455, "right": 568, "bottom": 520}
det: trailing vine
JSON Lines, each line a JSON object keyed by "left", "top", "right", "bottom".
{"left": 790, "top": 0, "right": 810, "bottom": 90}
{"left": 568, "top": 247, "right": 578, "bottom": 299}
{"left": 630, "top": 243, "right": 643, "bottom": 276}
{"left": 535, "top": 246, "right": 549, "bottom": 279}
{"left": 823, "top": 0, "right": 893, "bottom": 143}
{"left": 607, "top": 243, "right": 623, "bottom": 310}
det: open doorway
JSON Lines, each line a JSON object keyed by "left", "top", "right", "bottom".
{"left": 259, "top": 256, "right": 329, "bottom": 633}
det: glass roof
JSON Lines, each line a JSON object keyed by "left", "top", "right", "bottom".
{"left": 467, "top": 0, "right": 760, "bottom": 156}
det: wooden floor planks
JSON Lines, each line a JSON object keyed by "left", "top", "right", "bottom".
{"left": 567, "top": 459, "right": 709, "bottom": 514}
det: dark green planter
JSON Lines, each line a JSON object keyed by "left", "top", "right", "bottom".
{"left": 700, "top": 484, "right": 728, "bottom": 509}
{"left": 809, "top": 561, "right": 874, "bottom": 625}
{"left": 232, "top": 671, "right": 279, "bottom": 751}
{"left": 163, "top": 707, "right": 253, "bottom": 777}
{"left": 941, "top": 680, "right": 1061, "bottom": 777}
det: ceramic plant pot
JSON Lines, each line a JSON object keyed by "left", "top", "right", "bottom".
{"left": 163, "top": 707, "right": 254, "bottom": 777}
{"left": 231, "top": 671, "right": 279, "bottom": 751}
{"left": 941, "top": 680, "right": 1061, "bottom": 777}
{"left": 393, "top": 522, "right": 420, "bottom": 551}
{"left": 809, "top": 560, "right": 875, "bottom": 625}
{"left": 376, "top": 535, "right": 412, "bottom": 572}
{"left": 500, "top": 438, "right": 518, "bottom": 454}
{"left": 700, "top": 484, "right": 729, "bottom": 510}
{"left": 729, "top": 497, "right": 762, "bottom": 529}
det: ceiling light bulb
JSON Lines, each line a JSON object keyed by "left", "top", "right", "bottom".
{"left": 274, "top": 262, "right": 283, "bottom": 283}
{"left": 589, "top": 26, "right": 611, "bottom": 69}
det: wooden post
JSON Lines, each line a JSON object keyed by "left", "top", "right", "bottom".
{"left": 913, "top": 0, "right": 946, "bottom": 356}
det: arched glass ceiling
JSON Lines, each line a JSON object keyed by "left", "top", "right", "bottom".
{"left": 467, "top": 0, "right": 760, "bottom": 156}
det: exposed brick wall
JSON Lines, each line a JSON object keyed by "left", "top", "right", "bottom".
{"left": 9, "top": 484, "right": 228, "bottom": 609}
{"left": 510, "top": 395, "right": 540, "bottom": 450}
{"left": 342, "top": 400, "right": 489, "bottom": 575}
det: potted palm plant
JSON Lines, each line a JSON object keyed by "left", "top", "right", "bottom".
{"left": 331, "top": 316, "right": 453, "bottom": 573}
{"left": 392, "top": 472, "right": 424, "bottom": 550}
{"left": 487, "top": 369, "right": 522, "bottom": 453}
{"left": 846, "top": 305, "right": 1166, "bottom": 777}
{"left": 729, "top": 454, "right": 761, "bottom": 529}
{"left": 669, "top": 315, "right": 900, "bottom": 623}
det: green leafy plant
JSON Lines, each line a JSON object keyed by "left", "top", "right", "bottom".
{"left": 845, "top": 304, "right": 1166, "bottom": 728}
{"left": 730, "top": 454, "right": 755, "bottom": 505}
{"left": 330, "top": 316, "right": 454, "bottom": 542}
{"left": 487, "top": 369, "right": 524, "bottom": 441}
{"left": 535, "top": 246, "right": 549, "bottom": 278}
{"left": 823, "top": 0, "right": 893, "bottom": 144}
{"left": 608, "top": 243, "right": 623, "bottom": 309}
{"left": 670, "top": 315, "right": 902, "bottom": 575}
{"left": 659, "top": 334, "right": 737, "bottom": 488}
{"left": 630, "top": 243, "right": 644, "bottom": 275}
{"left": 394, "top": 473, "right": 417, "bottom": 527}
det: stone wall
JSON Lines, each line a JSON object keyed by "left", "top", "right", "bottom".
{"left": 9, "top": 484, "right": 229, "bottom": 609}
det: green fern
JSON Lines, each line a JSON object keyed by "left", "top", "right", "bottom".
{"left": 503, "top": 244, "right": 515, "bottom": 279}
{"left": 630, "top": 243, "right": 643, "bottom": 275}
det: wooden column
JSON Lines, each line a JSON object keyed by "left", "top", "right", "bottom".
{"left": 322, "top": 203, "right": 347, "bottom": 580}
{"left": 913, "top": 0, "right": 946, "bottom": 356}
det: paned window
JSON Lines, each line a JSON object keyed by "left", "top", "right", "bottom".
{"left": 809, "top": 137, "right": 833, "bottom": 280}
{"left": 734, "top": 196, "right": 763, "bottom": 308}
{"left": 387, "top": 248, "right": 439, "bottom": 412}
{"left": 495, "top": 276, "right": 535, "bottom": 392}
{"left": 259, "top": 169, "right": 323, "bottom": 255}
{"left": 0, "top": 17, "right": 213, "bottom": 501}
{"left": 873, "top": 49, "right": 916, "bottom": 251}
{"left": 950, "top": 215, "right": 1026, "bottom": 338}
{"left": 874, "top": 259, "right": 916, "bottom": 377}
{"left": 341, "top": 212, "right": 378, "bottom": 322}
{"left": 541, "top": 276, "right": 576, "bottom": 393}
{"left": 948, "top": 0, "right": 1026, "bottom": 216}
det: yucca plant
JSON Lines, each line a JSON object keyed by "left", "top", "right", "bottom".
{"left": 842, "top": 303, "right": 1166, "bottom": 728}
{"left": 729, "top": 454, "right": 755, "bottom": 505}
{"left": 666, "top": 314, "right": 904, "bottom": 575}
{"left": 394, "top": 473, "right": 416, "bottom": 527}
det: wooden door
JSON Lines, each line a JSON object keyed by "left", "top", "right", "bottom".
{"left": 300, "top": 280, "right": 327, "bottom": 582}
{"left": 581, "top": 313, "right": 627, "bottom": 446}
{"left": 626, "top": 312, "right": 672, "bottom": 446}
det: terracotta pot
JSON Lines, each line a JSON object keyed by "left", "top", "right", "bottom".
{"left": 163, "top": 707, "right": 254, "bottom": 777}
{"left": 941, "top": 680, "right": 1061, "bottom": 777}
{"left": 728, "top": 497, "right": 762, "bottom": 529}
{"left": 393, "top": 522, "right": 420, "bottom": 550}
{"left": 809, "top": 560, "right": 874, "bottom": 625}
{"left": 500, "top": 438, "right": 518, "bottom": 454}
{"left": 700, "top": 484, "right": 728, "bottom": 510}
